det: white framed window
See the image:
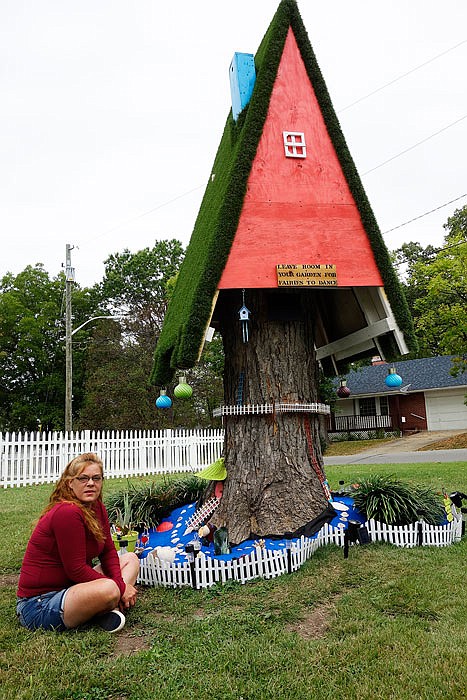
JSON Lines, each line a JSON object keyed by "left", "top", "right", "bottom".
{"left": 379, "top": 396, "right": 389, "bottom": 416}
{"left": 358, "top": 397, "right": 376, "bottom": 417}
{"left": 283, "top": 131, "right": 306, "bottom": 158}
{"left": 358, "top": 397, "right": 389, "bottom": 417}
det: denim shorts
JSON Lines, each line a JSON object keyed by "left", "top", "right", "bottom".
{"left": 16, "top": 589, "right": 68, "bottom": 631}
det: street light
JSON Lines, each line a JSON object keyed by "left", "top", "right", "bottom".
{"left": 70, "top": 315, "right": 127, "bottom": 337}
{"left": 65, "top": 314, "right": 127, "bottom": 432}
{"left": 63, "top": 244, "right": 129, "bottom": 432}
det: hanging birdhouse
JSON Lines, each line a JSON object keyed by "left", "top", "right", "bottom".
{"left": 384, "top": 367, "right": 403, "bottom": 388}
{"left": 337, "top": 379, "right": 351, "bottom": 398}
{"left": 174, "top": 375, "right": 193, "bottom": 399}
{"left": 156, "top": 389, "right": 172, "bottom": 409}
{"left": 238, "top": 289, "right": 251, "bottom": 343}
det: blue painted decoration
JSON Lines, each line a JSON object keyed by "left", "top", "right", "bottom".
{"left": 237, "top": 371, "right": 245, "bottom": 405}
{"left": 229, "top": 52, "right": 256, "bottom": 121}
{"left": 140, "top": 496, "right": 367, "bottom": 565}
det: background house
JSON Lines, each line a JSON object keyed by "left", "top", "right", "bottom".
{"left": 331, "top": 355, "right": 467, "bottom": 436}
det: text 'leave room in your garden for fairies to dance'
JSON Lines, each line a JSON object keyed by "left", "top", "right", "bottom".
{"left": 276, "top": 264, "right": 338, "bottom": 287}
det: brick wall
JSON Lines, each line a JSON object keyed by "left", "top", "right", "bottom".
{"left": 399, "top": 392, "right": 427, "bottom": 431}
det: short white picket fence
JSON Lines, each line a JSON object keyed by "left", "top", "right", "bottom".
{"left": 137, "top": 517, "right": 462, "bottom": 589}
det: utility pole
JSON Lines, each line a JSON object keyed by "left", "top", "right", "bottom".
{"left": 65, "top": 244, "right": 75, "bottom": 432}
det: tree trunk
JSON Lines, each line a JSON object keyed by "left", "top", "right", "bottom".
{"left": 212, "top": 290, "right": 329, "bottom": 544}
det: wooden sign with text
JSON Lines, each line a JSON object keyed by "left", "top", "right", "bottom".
{"left": 276, "top": 264, "right": 337, "bottom": 287}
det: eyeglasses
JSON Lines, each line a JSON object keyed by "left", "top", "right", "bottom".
{"left": 74, "top": 475, "right": 103, "bottom": 484}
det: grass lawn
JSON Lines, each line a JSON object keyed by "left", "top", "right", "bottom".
{"left": 324, "top": 437, "right": 397, "bottom": 456}
{"left": 1, "top": 463, "right": 466, "bottom": 700}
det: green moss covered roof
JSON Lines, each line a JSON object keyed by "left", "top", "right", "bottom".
{"left": 151, "top": 0, "right": 416, "bottom": 386}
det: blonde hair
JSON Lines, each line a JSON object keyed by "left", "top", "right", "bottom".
{"left": 41, "top": 453, "right": 105, "bottom": 542}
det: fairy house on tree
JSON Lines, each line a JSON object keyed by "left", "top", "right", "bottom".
{"left": 151, "top": 0, "right": 416, "bottom": 545}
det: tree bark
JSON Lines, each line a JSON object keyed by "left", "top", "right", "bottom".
{"left": 212, "top": 290, "right": 329, "bottom": 544}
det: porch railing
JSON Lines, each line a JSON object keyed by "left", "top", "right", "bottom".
{"left": 328, "top": 414, "right": 396, "bottom": 434}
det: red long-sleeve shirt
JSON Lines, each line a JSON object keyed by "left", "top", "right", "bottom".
{"left": 17, "top": 500, "right": 126, "bottom": 598}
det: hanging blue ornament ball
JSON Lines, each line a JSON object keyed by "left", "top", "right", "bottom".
{"left": 156, "top": 390, "right": 172, "bottom": 409}
{"left": 385, "top": 369, "right": 403, "bottom": 388}
{"left": 174, "top": 376, "right": 193, "bottom": 399}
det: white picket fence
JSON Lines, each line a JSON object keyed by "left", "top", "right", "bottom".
{"left": 137, "top": 517, "right": 461, "bottom": 589}
{"left": 0, "top": 429, "right": 224, "bottom": 488}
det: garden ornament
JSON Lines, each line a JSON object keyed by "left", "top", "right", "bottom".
{"left": 213, "top": 526, "right": 231, "bottom": 555}
{"left": 384, "top": 367, "right": 403, "bottom": 388}
{"left": 238, "top": 289, "right": 251, "bottom": 343}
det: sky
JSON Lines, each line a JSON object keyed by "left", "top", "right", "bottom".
{"left": 1, "top": 0, "right": 466, "bottom": 288}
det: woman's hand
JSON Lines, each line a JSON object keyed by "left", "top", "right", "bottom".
{"left": 119, "top": 583, "right": 137, "bottom": 611}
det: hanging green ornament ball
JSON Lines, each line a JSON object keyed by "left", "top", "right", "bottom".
{"left": 156, "top": 389, "right": 172, "bottom": 409}
{"left": 174, "top": 375, "right": 193, "bottom": 399}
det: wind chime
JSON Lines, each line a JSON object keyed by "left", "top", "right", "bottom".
{"left": 238, "top": 289, "right": 251, "bottom": 344}
{"left": 236, "top": 290, "right": 251, "bottom": 407}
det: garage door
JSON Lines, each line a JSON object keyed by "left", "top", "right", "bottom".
{"left": 425, "top": 389, "right": 467, "bottom": 430}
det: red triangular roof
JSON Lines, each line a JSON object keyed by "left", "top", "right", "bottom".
{"left": 219, "top": 29, "right": 383, "bottom": 289}
{"left": 151, "top": 0, "right": 416, "bottom": 386}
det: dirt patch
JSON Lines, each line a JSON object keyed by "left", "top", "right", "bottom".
{"left": 192, "top": 607, "right": 206, "bottom": 620}
{"left": 286, "top": 602, "right": 335, "bottom": 640}
{"left": 0, "top": 573, "right": 19, "bottom": 587}
{"left": 111, "top": 629, "right": 152, "bottom": 657}
{"left": 418, "top": 432, "right": 467, "bottom": 451}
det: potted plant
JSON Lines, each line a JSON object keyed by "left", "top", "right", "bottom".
{"left": 110, "top": 492, "right": 139, "bottom": 552}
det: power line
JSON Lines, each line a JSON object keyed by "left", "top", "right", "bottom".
{"left": 382, "top": 194, "right": 467, "bottom": 234}
{"left": 393, "top": 237, "right": 467, "bottom": 266}
{"left": 362, "top": 114, "right": 467, "bottom": 175}
{"left": 338, "top": 39, "right": 467, "bottom": 113}
{"left": 80, "top": 184, "right": 205, "bottom": 247}
{"left": 80, "top": 112, "right": 467, "bottom": 250}
{"left": 79, "top": 40, "right": 467, "bottom": 250}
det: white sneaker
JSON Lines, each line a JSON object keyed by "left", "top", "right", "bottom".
{"left": 97, "top": 609, "right": 126, "bottom": 633}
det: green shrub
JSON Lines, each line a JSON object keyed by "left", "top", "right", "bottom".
{"left": 352, "top": 474, "right": 444, "bottom": 526}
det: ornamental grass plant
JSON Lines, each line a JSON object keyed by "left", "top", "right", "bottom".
{"left": 352, "top": 474, "right": 445, "bottom": 526}
{"left": 105, "top": 475, "right": 206, "bottom": 530}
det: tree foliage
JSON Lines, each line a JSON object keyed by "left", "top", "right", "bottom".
{"left": 0, "top": 265, "right": 101, "bottom": 431}
{"left": 393, "top": 205, "right": 467, "bottom": 364}
{"left": 77, "top": 240, "right": 223, "bottom": 430}
{"left": 78, "top": 241, "right": 184, "bottom": 430}
{"left": 75, "top": 320, "right": 161, "bottom": 430}
{"left": 100, "top": 239, "right": 183, "bottom": 322}
{"left": 0, "top": 242, "right": 224, "bottom": 432}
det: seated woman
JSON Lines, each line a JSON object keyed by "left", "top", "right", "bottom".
{"left": 17, "top": 453, "right": 140, "bottom": 633}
